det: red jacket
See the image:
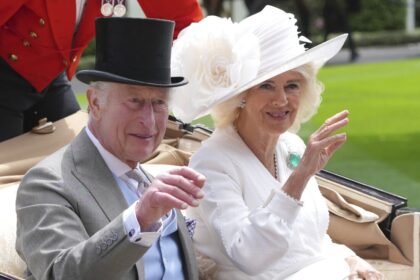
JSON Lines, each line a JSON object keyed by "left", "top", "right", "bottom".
{"left": 0, "top": 0, "right": 203, "bottom": 92}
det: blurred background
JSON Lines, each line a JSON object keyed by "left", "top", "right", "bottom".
{"left": 74, "top": 0, "right": 420, "bottom": 207}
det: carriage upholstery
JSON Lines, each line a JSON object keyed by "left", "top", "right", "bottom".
{"left": 0, "top": 111, "right": 419, "bottom": 279}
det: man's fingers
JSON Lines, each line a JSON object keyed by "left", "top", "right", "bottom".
{"left": 136, "top": 189, "right": 193, "bottom": 229}
{"left": 149, "top": 190, "right": 192, "bottom": 210}
{"left": 167, "top": 166, "right": 206, "bottom": 188}
{"left": 154, "top": 180, "right": 201, "bottom": 207}
{"left": 157, "top": 173, "right": 204, "bottom": 199}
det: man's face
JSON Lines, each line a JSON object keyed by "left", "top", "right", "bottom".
{"left": 89, "top": 82, "right": 169, "bottom": 167}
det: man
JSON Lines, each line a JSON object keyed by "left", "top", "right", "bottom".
{"left": 15, "top": 17, "right": 205, "bottom": 280}
{"left": 0, "top": 0, "right": 203, "bottom": 142}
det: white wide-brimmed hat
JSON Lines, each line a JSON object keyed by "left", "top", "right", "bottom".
{"left": 171, "top": 5, "right": 347, "bottom": 123}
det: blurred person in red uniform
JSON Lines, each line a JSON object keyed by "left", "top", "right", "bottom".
{"left": 0, "top": 0, "right": 203, "bottom": 142}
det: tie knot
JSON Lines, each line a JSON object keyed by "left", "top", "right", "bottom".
{"left": 125, "top": 168, "right": 150, "bottom": 196}
{"left": 126, "top": 169, "right": 146, "bottom": 183}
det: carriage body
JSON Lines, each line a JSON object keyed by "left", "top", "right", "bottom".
{"left": 0, "top": 111, "right": 418, "bottom": 279}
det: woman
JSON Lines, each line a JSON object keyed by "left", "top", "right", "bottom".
{"left": 171, "top": 6, "right": 383, "bottom": 280}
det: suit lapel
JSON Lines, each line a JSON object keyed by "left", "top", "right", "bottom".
{"left": 70, "top": 132, "right": 196, "bottom": 278}
{"left": 71, "top": 130, "right": 147, "bottom": 277}
{"left": 71, "top": 129, "right": 128, "bottom": 222}
{"left": 45, "top": 0, "right": 75, "bottom": 57}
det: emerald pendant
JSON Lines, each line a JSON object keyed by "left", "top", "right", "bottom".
{"left": 287, "top": 152, "right": 301, "bottom": 169}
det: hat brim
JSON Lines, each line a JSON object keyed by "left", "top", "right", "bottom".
{"left": 194, "top": 34, "right": 348, "bottom": 120}
{"left": 76, "top": 70, "right": 187, "bottom": 88}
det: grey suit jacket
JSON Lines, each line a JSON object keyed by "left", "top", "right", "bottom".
{"left": 15, "top": 130, "right": 198, "bottom": 280}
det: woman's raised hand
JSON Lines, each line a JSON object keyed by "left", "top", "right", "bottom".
{"left": 282, "top": 110, "right": 349, "bottom": 200}
{"left": 298, "top": 110, "right": 349, "bottom": 177}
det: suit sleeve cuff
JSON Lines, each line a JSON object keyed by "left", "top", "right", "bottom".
{"left": 122, "top": 202, "right": 162, "bottom": 246}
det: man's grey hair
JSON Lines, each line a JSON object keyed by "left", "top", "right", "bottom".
{"left": 89, "top": 81, "right": 112, "bottom": 107}
{"left": 210, "top": 63, "right": 324, "bottom": 133}
{"left": 86, "top": 81, "right": 112, "bottom": 122}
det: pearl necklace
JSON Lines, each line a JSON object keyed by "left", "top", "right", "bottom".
{"left": 273, "top": 152, "right": 279, "bottom": 180}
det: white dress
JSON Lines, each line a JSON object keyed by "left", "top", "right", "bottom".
{"left": 187, "top": 126, "right": 355, "bottom": 280}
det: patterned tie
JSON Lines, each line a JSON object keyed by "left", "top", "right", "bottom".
{"left": 125, "top": 168, "right": 150, "bottom": 197}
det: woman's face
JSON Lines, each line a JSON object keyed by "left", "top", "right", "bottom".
{"left": 238, "top": 70, "right": 304, "bottom": 135}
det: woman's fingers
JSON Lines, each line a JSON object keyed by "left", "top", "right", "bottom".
{"left": 323, "top": 110, "right": 349, "bottom": 127}
{"left": 324, "top": 134, "right": 347, "bottom": 156}
{"left": 300, "top": 133, "right": 346, "bottom": 174}
{"left": 312, "top": 114, "right": 349, "bottom": 141}
{"left": 359, "top": 270, "right": 384, "bottom": 280}
{"left": 299, "top": 110, "right": 349, "bottom": 175}
{"left": 316, "top": 133, "right": 347, "bottom": 156}
{"left": 345, "top": 256, "right": 384, "bottom": 280}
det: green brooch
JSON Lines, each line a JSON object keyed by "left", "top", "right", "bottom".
{"left": 287, "top": 152, "right": 301, "bottom": 169}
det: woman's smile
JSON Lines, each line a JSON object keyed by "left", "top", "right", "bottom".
{"left": 266, "top": 110, "right": 290, "bottom": 120}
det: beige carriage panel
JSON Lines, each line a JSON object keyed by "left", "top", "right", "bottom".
{"left": 0, "top": 111, "right": 88, "bottom": 181}
{"left": 316, "top": 176, "right": 419, "bottom": 279}
{"left": 0, "top": 183, "right": 25, "bottom": 279}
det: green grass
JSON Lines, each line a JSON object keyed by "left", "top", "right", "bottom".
{"left": 76, "top": 95, "right": 88, "bottom": 110}
{"left": 303, "top": 58, "right": 420, "bottom": 207}
{"left": 76, "top": 58, "right": 420, "bottom": 207}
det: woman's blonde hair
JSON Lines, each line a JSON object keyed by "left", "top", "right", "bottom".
{"left": 210, "top": 63, "right": 324, "bottom": 133}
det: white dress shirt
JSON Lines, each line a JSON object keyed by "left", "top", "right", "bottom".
{"left": 85, "top": 127, "right": 185, "bottom": 279}
{"left": 75, "top": 0, "right": 87, "bottom": 27}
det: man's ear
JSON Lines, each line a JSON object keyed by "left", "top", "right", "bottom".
{"left": 87, "top": 88, "right": 101, "bottom": 120}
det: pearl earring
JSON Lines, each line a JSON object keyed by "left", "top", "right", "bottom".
{"left": 239, "top": 98, "right": 246, "bottom": 108}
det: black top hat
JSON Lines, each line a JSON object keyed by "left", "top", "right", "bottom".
{"left": 76, "top": 17, "right": 187, "bottom": 87}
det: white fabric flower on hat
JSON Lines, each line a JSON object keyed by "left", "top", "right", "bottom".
{"left": 171, "top": 16, "right": 260, "bottom": 123}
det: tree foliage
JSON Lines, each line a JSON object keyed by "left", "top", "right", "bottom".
{"left": 349, "top": 0, "right": 406, "bottom": 31}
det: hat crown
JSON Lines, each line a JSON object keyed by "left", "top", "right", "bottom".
{"left": 239, "top": 6, "right": 306, "bottom": 76}
{"left": 76, "top": 17, "right": 186, "bottom": 87}
{"left": 95, "top": 18, "right": 172, "bottom": 84}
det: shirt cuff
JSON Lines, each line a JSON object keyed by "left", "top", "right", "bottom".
{"left": 122, "top": 202, "right": 162, "bottom": 246}
{"left": 263, "top": 189, "right": 303, "bottom": 225}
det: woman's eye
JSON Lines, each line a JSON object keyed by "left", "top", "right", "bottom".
{"left": 286, "top": 83, "right": 300, "bottom": 91}
{"left": 260, "top": 83, "right": 275, "bottom": 90}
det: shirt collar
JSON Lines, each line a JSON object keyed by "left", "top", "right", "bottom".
{"left": 85, "top": 127, "right": 139, "bottom": 177}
